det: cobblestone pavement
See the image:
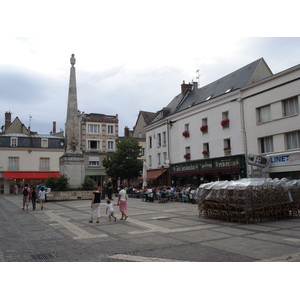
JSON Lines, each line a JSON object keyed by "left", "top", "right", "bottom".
{"left": 1, "top": 194, "right": 300, "bottom": 262}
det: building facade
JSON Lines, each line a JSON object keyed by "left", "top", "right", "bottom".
{"left": 0, "top": 112, "right": 64, "bottom": 194}
{"left": 145, "top": 58, "right": 273, "bottom": 186}
{"left": 81, "top": 113, "right": 119, "bottom": 186}
{"left": 242, "top": 63, "right": 300, "bottom": 179}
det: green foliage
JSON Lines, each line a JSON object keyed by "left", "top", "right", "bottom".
{"left": 46, "top": 174, "right": 70, "bottom": 191}
{"left": 102, "top": 137, "right": 143, "bottom": 181}
{"left": 82, "top": 176, "right": 96, "bottom": 190}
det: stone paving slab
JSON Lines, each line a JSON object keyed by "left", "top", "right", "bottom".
{"left": 1, "top": 194, "right": 300, "bottom": 262}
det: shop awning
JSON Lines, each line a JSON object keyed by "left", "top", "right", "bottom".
{"left": 147, "top": 169, "right": 167, "bottom": 180}
{"left": 3, "top": 172, "right": 60, "bottom": 179}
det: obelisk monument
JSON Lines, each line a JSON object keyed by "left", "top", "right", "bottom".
{"left": 59, "top": 54, "right": 85, "bottom": 188}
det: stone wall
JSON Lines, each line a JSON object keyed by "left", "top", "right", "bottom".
{"left": 46, "top": 190, "right": 93, "bottom": 201}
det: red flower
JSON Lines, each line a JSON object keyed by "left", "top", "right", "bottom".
{"left": 202, "top": 150, "right": 209, "bottom": 155}
{"left": 200, "top": 125, "right": 208, "bottom": 132}
{"left": 221, "top": 119, "right": 230, "bottom": 127}
{"left": 184, "top": 153, "right": 191, "bottom": 159}
{"left": 182, "top": 131, "right": 190, "bottom": 138}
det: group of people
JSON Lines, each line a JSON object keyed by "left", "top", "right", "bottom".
{"left": 21, "top": 184, "right": 47, "bottom": 211}
{"left": 127, "top": 185, "right": 198, "bottom": 203}
{"left": 89, "top": 185, "right": 128, "bottom": 223}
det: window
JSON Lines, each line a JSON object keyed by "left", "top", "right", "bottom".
{"left": 163, "top": 152, "right": 167, "bottom": 164}
{"left": 283, "top": 97, "right": 299, "bottom": 116}
{"left": 41, "top": 139, "right": 48, "bottom": 148}
{"left": 157, "top": 153, "right": 161, "bottom": 165}
{"left": 10, "top": 137, "right": 18, "bottom": 147}
{"left": 8, "top": 157, "right": 19, "bottom": 170}
{"left": 162, "top": 132, "right": 166, "bottom": 146}
{"left": 88, "top": 124, "right": 100, "bottom": 134}
{"left": 157, "top": 133, "right": 161, "bottom": 147}
{"left": 148, "top": 155, "right": 152, "bottom": 167}
{"left": 203, "top": 143, "right": 209, "bottom": 157}
{"left": 149, "top": 136, "right": 152, "bottom": 149}
{"left": 286, "top": 130, "right": 300, "bottom": 149}
{"left": 221, "top": 111, "right": 230, "bottom": 128}
{"left": 141, "top": 147, "right": 145, "bottom": 157}
{"left": 260, "top": 136, "right": 274, "bottom": 153}
{"left": 87, "top": 140, "right": 101, "bottom": 150}
{"left": 258, "top": 105, "right": 271, "bottom": 123}
{"left": 201, "top": 118, "right": 208, "bottom": 133}
{"left": 184, "top": 124, "right": 189, "bottom": 132}
{"left": 107, "top": 141, "right": 114, "bottom": 151}
{"left": 39, "top": 158, "right": 50, "bottom": 171}
{"left": 223, "top": 139, "right": 231, "bottom": 155}
{"left": 89, "top": 156, "right": 100, "bottom": 167}
{"left": 107, "top": 125, "right": 114, "bottom": 135}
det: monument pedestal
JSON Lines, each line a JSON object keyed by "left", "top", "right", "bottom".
{"left": 59, "top": 153, "right": 85, "bottom": 189}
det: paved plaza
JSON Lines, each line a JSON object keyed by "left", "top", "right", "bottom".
{"left": 1, "top": 193, "right": 300, "bottom": 262}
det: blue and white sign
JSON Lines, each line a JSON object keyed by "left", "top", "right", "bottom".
{"left": 269, "top": 152, "right": 300, "bottom": 167}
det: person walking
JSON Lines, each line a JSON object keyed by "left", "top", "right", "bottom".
{"left": 89, "top": 186, "right": 101, "bottom": 223}
{"left": 21, "top": 184, "right": 30, "bottom": 211}
{"left": 38, "top": 187, "right": 46, "bottom": 210}
{"left": 31, "top": 187, "right": 37, "bottom": 210}
{"left": 117, "top": 185, "right": 128, "bottom": 220}
{"left": 106, "top": 200, "right": 117, "bottom": 221}
{"left": 107, "top": 179, "right": 113, "bottom": 200}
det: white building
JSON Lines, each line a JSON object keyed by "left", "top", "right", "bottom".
{"left": 241, "top": 62, "right": 300, "bottom": 179}
{"left": 145, "top": 58, "right": 275, "bottom": 186}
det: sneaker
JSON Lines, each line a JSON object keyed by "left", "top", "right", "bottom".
{"left": 88, "top": 220, "right": 93, "bottom": 223}
{"left": 96, "top": 221, "right": 99, "bottom": 223}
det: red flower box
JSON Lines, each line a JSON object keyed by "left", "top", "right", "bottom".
{"left": 184, "top": 153, "right": 191, "bottom": 159}
{"left": 202, "top": 150, "right": 209, "bottom": 155}
{"left": 221, "top": 119, "right": 230, "bottom": 127}
{"left": 223, "top": 147, "right": 231, "bottom": 151}
{"left": 182, "top": 131, "right": 190, "bottom": 138}
{"left": 200, "top": 125, "right": 208, "bottom": 132}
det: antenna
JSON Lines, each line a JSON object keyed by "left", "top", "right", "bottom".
{"left": 196, "top": 69, "right": 200, "bottom": 88}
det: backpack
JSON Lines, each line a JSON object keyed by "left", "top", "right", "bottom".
{"left": 23, "top": 188, "right": 29, "bottom": 197}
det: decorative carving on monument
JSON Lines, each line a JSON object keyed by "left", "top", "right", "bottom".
{"left": 68, "top": 133, "right": 78, "bottom": 153}
{"left": 70, "top": 54, "right": 76, "bottom": 66}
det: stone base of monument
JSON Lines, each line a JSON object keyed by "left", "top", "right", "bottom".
{"left": 59, "top": 153, "right": 85, "bottom": 189}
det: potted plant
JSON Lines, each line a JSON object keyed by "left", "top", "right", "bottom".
{"left": 182, "top": 131, "right": 190, "bottom": 138}
{"left": 200, "top": 125, "right": 208, "bottom": 132}
{"left": 221, "top": 119, "right": 230, "bottom": 127}
{"left": 223, "top": 147, "right": 231, "bottom": 151}
{"left": 184, "top": 153, "right": 191, "bottom": 160}
{"left": 202, "top": 150, "right": 209, "bottom": 155}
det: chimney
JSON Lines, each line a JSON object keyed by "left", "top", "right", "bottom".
{"left": 5, "top": 111, "right": 11, "bottom": 129}
{"left": 52, "top": 121, "right": 56, "bottom": 134}
{"left": 181, "top": 80, "right": 193, "bottom": 95}
{"left": 124, "top": 126, "right": 129, "bottom": 137}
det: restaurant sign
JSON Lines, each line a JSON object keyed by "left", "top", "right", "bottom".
{"left": 170, "top": 156, "right": 242, "bottom": 174}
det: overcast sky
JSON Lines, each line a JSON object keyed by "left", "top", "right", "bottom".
{"left": 1, "top": 1, "right": 300, "bottom": 135}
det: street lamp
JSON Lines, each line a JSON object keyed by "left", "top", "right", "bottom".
{"left": 161, "top": 165, "right": 165, "bottom": 186}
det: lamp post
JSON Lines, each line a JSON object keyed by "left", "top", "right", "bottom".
{"left": 161, "top": 165, "right": 165, "bottom": 186}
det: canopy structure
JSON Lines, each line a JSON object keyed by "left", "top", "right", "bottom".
{"left": 3, "top": 172, "right": 60, "bottom": 179}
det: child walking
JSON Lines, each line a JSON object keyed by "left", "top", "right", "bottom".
{"left": 106, "top": 200, "right": 117, "bottom": 222}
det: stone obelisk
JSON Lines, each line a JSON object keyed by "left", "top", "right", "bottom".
{"left": 59, "top": 54, "right": 85, "bottom": 188}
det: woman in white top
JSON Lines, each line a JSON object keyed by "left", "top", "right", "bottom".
{"left": 38, "top": 187, "right": 46, "bottom": 210}
{"left": 117, "top": 185, "right": 128, "bottom": 220}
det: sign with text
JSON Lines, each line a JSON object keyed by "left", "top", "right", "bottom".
{"left": 269, "top": 152, "right": 300, "bottom": 167}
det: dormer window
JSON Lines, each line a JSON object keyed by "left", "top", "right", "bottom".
{"left": 10, "top": 137, "right": 18, "bottom": 147}
{"left": 41, "top": 139, "right": 48, "bottom": 148}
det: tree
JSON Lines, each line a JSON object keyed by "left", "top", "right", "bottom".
{"left": 82, "top": 176, "right": 96, "bottom": 190}
{"left": 102, "top": 137, "right": 143, "bottom": 183}
{"left": 46, "top": 174, "right": 69, "bottom": 191}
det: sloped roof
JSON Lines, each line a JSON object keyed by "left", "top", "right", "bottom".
{"left": 150, "top": 58, "right": 273, "bottom": 124}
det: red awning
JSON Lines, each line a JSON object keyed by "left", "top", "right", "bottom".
{"left": 3, "top": 172, "right": 60, "bottom": 179}
{"left": 147, "top": 169, "right": 167, "bottom": 180}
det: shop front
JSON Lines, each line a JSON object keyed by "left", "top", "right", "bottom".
{"left": 266, "top": 151, "right": 300, "bottom": 180}
{"left": 1, "top": 171, "right": 60, "bottom": 194}
{"left": 170, "top": 155, "right": 246, "bottom": 187}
